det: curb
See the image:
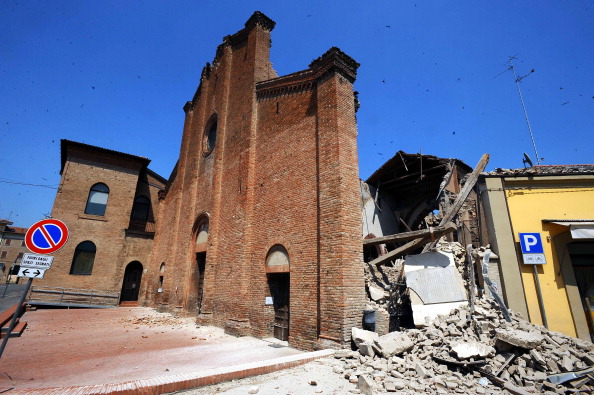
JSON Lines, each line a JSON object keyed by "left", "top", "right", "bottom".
{"left": 7, "top": 349, "right": 334, "bottom": 394}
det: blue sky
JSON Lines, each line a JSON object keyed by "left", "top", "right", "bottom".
{"left": 1, "top": 1, "right": 593, "bottom": 228}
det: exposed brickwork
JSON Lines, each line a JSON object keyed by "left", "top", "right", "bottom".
{"left": 146, "top": 12, "right": 365, "bottom": 350}
{"left": 41, "top": 141, "right": 165, "bottom": 302}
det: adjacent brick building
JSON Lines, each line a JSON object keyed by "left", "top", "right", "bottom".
{"left": 41, "top": 140, "right": 166, "bottom": 301}
{"left": 0, "top": 220, "right": 29, "bottom": 281}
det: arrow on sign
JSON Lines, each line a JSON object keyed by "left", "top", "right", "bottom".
{"left": 17, "top": 267, "right": 47, "bottom": 279}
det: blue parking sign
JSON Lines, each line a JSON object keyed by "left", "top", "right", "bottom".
{"left": 519, "top": 233, "right": 544, "bottom": 254}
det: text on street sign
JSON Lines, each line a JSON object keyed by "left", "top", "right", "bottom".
{"left": 21, "top": 253, "right": 54, "bottom": 269}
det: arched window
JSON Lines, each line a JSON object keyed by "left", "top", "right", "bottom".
{"left": 131, "top": 196, "right": 150, "bottom": 221}
{"left": 196, "top": 221, "right": 209, "bottom": 244}
{"left": 85, "top": 183, "right": 109, "bottom": 216}
{"left": 203, "top": 115, "right": 217, "bottom": 155}
{"left": 266, "top": 244, "right": 290, "bottom": 273}
{"left": 70, "top": 241, "right": 96, "bottom": 275}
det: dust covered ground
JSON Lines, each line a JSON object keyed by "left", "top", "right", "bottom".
{"left": 170, "top": 358, "right": 358, "bottom": 395}
{"left": 0, "top": 307, "right": 303, "bottom": 390}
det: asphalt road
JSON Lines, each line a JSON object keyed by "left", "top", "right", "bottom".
{"left": 0, "top": 283, "right": 28, "bottom": 313}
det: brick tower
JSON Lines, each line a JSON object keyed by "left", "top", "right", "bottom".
{"left": 147, "top": 12, "right": 365, "bottom": 350}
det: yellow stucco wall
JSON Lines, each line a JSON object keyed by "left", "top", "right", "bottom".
{"left": 504, "top": 177, "right": 594, "bottom": 338}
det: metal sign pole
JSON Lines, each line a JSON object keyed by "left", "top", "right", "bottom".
{"left": 0, "top": 277, "right": 32, "bottom": 359}
{"left": 533, "top": 264, "right": 548, "bottom": 329}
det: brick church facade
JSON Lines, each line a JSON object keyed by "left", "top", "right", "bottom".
{"left": 145, "top": 12, "right": 364, "bottom": 350}
{"left": 42, "top": 12, "right": 365, "bottom": 350}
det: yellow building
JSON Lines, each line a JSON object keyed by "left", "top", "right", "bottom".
{"left": 480, "top": 165, "right": 594, "bottom": 341}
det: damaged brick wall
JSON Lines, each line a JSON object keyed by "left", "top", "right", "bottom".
{"left": 146, "top": 12, "right": 365, "bottom": 350}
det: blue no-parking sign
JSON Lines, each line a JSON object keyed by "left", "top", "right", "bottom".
{"left": 25, "top": 219, "right": 69, "bottom": 255}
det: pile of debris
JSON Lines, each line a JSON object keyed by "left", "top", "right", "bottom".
{"left": 334, "top": 298, "right": 594, "bottom": 394}
{"left": 119, "top": 311, "right": 198, "bottom": 329}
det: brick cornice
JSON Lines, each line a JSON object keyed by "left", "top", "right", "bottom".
{"left": 255, "top": 47, "right": 359, "bottom": 100}
{"left": 309, "top": 47, "right": 359, "bottom": 83}
{"left": 255, "top": 70, "right": 315, "bottom": 99}
{"left": 244, "top": 11, "right": 276, "bottom": 32}
{"left": 214, "top": 12, "right": 275, "bottom": 63}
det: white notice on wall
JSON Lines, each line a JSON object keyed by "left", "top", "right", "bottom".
{"left": 265, "top": 296, "right": 273, "bottom": 305}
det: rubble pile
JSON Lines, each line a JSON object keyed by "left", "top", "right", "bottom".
{"left": 434, "top": 239, "right": 469, "bottom": 286}
{"left": 364, "top": 240, "right": 471, "bottom": 331}
{"left": 364, "top": 259, "right": 402, "bottom": 305}
{"left": 119, "top": 312, "right": 197, "bottom": 329}
{"left": 364, "top": 241, "right": 468, "bottom": 306}
{"left": 333, "top": 298, "right": 594, "bottom": 394}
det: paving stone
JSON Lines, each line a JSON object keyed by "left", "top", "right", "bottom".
{"left": 496, "top": 329, "right": 544, "bottom": 349}
{"left": 357, "top": 375, "right": 374, "bottom": 395}
{"left": 415, "top": 362, "right": 430, "bottom": 378}
{"left": 352, "top": 327, "right": 379, "bottom": 348}
{"left": 451, "top": 341, "right": 495, "bottom": 359}
{"left": 374, "top": 332, "right": 415, "bottom": 358}
{"left": 384, "top": 380, "right": 397, "bottom": 392}
{"left": 530, "top": 349, "right": 546, "bottom": 365}
{"left": 358, "top": 342, "right": 375, "bottom": 358}
{"left": 334, "top": 349, "right": 351, "bottom": 358}
{"left": 561, "top": 354, "right": 574, "bottom": 371}
{"left": 445, "top": 380, "right": 458, "bottom": 389}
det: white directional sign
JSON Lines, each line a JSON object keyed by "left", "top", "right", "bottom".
{"left": 17, "top": 267, "right": 46, "bottom": 279}
{"left": 21, "top": 253, "right": 54, "bottom": 270}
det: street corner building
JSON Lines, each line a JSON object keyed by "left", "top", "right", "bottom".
{"left": 40, "top": 140, "right": 166, "bottom": 304}
{"left": 41, "top": 12, "right": 366, "bottom": 350}
{"left": 479, "top": 165, "right": 594, "bottom": 342}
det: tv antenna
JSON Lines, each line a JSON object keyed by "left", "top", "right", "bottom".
{"left": 503, "top": 55, "right": 541, "bottom": 165}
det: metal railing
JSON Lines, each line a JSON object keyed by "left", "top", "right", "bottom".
{"left": 27, "top": 286, "right": 121, "bottom": 308}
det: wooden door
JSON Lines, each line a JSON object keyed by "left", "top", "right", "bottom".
{"left": 269, "top": 273, "right": 290, "bottom": 341}
{"left": 121, "top": 261, "right": 143, "bottom": 302}
{"left": 196, "top": 252, "right": 206, "bottom": 314}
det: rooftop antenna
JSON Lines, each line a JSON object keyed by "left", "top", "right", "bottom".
{"left": 506, "top": 55, "right": 541, "bottom": 165}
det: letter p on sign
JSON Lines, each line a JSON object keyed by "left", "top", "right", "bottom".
{"left": 519, "top": 233, "right": 544, "bottom": 254}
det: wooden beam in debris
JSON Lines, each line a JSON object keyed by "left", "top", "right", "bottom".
{"left": 363, "top": 222, "right": 457, "bottom": 246}
{"left": 367, "top": 237, "right": 428, "bottom": 267}
{"left": 440, "top": 153, "right": 489, "bottom": 225}
{"left": 366, "top": 222, "right": 458, "bottom": 266}
{"left": 422, "top": 153, "right": 489, "bottom": 253}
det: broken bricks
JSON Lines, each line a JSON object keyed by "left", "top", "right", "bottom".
{"left": 336, "top": 297, "right": 594, "bottom": 394}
